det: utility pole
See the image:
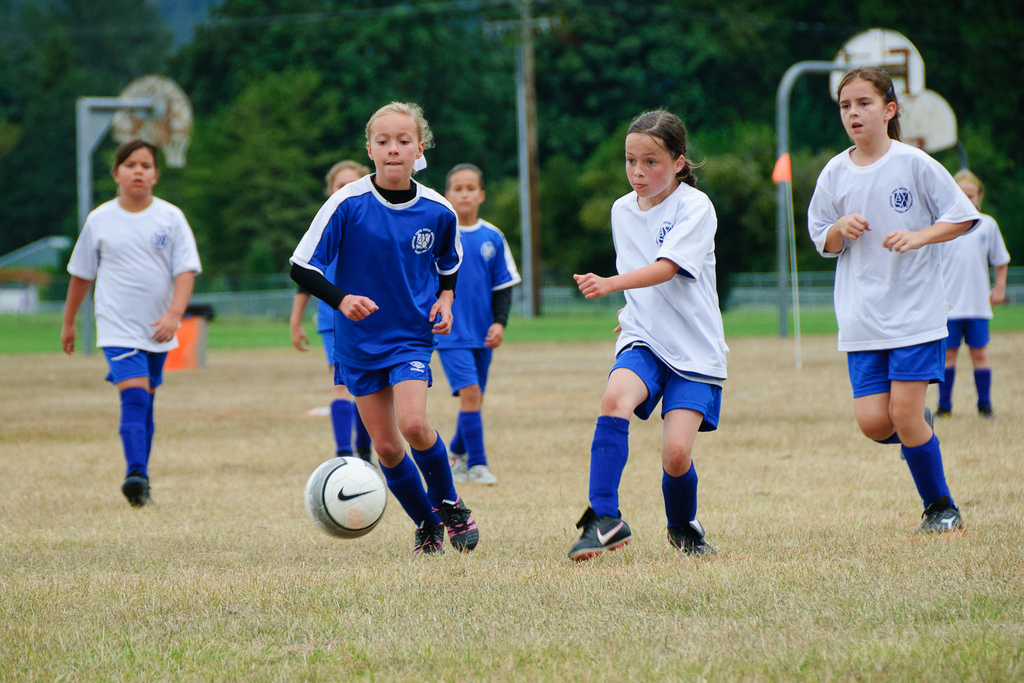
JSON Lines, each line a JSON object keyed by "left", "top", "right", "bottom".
{"left": 518, "top": 0, "right": 542, "bottom": 317}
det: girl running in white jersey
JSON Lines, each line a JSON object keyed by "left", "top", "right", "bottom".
{"left": 807, "top": 67, "right": 980, "bottom": 533}
{"left": 568, "top": 110, "right": 727, "bottom": 562}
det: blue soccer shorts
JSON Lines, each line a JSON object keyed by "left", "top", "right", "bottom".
{"left": 437, "top": 348, "right": 493, "bottom": 396}
{"left": 337, "top": 360, "right": 433, "bottom": 397}
{"left": 611, "top": 345, "right": 722, "bottom": 432}
{"left": 946, "top": 318, "right": 989, "bottom": 350}
{"left": 846, "top": 339, "right": 945, "bottom": 398}
{"left": 102, "top": 347, "right": 167, "bottom": 389}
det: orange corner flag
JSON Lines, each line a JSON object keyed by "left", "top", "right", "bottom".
{"left": 772, "top": 153, "right": 792, "bottom": 184}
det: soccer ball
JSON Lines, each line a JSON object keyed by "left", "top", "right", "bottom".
{"left": 304, "top": 457, "right": 388, "bottom": 538}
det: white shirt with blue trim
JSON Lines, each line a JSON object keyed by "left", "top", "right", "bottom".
{"left": 67, "top": 197, "right": 202, "bottom": 352}
{"left": 612, "top": 182, "right": 728, "bottom": 380}
{"left": 941, "top": 214, "right": 1010, "bottom": 320}
{"left": 808, "top": 141, "right": 981, "bottom": 352}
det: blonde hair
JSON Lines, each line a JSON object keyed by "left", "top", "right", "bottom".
{"left": 953, "top": 169, "right": 983, "bottom": 196}
{"left": 364, "top": 101, "right": 434, "bottom": 149}
{"left": 324, "top": 160, "right": 370, "bottom": 195}
{"left": 836, "top": 67, "right": 902, "bottom": 141}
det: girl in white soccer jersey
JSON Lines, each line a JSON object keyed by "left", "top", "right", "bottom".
{"left": 289, "top": 160, "right": 374, "bottom": 461}
{"left": 568, "top": 110, "right": 726, "bottom": 562}
{"left": 936, "top": 170, "right": 1011, "bottom": 418}
{"left": 807, "top": 67, "right": 980, "bottom": 533}
{"left": 437, "top": 163, "right": 521, "bottom": 485}
{"left": 290, "top": 102, "right": 478, "bottom": 555}
{"left": 62, "top": 139, "right": 202, "bottom": 508}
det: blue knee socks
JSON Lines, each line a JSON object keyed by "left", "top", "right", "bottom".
{"left": 974, "top": 368, "right": 992, "bottom": 410}
{"left": 458, "top": 410, "right": 486, "bottom": 468}
{"left": 380, "top": 455, "right": 440, "bottom": 526}
{"left": 938, "top": 366, "right": 955, "bottom": 412}
{"left": 119, "top": 388, "right": 150, "bottom": 477}
{"left": 663, "top": 462, "right": 698, "bottom": 529}
{"left": 145, "top": 391, "right": 155, "bottom": 458}
{"left": 353, "top": 410, "right": 371, "bottom": 450}
{"left": 410, "top": 432, "right": 457, "bottom": 508}
{"left": 588, "top": 416, "right": 630, "bottom": 518}
{"left": 902, "top": 434, "right": 952, "bottom": 508}
{"left": 330, "top": 399, "right": 354, "bottom": 455}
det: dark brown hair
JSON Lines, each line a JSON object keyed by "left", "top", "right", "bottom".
{"left": 626, "top": 110, "right": 699, "bottom": 187}
{"left": 445, "top": 163, "right": 483, "bottom": 191}
{"left": 836, "top": 66, "right": 902, "bottom": 142}
{"left": 111, "top": 139, "right": 159, "bottom": 175}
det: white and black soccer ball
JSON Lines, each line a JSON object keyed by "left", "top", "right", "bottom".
{"left": 304, "top": 457, "right": 388, "bottom": 538}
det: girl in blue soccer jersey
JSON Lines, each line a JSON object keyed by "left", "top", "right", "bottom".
{"left": 437, "top": 163, "right": 521, "bottom": 485}
{"left": 568, "top": 110, "right": 726, "bottom": 562}
{"left": 62, "top": 139, "right": 202, "bottom": 508}
{"left": 290, "top": 102, "right": 478, "bottom": 555}
{"left": 807, "top": 67, "right": 980, "bottom": 533}
{"left": 936, "top": 170, "right": 1010, "bottom": 419}
{"left": 289, "top": 160, "right": 374, "bottom": 461}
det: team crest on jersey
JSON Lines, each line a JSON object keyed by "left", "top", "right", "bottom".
{"left": 411, "top": 229, "right": 434, "bottom": 254}
{"left": 657, "top": 221, "right": 674, "bottom": 245}
{"left": 151, "top": 230, "right": 170, "bottom": 250}
{"left": 480, "top": 241, "right": 496, "bottom": 261}
{"left": 409, "top": 361, "right": 426, "bottom": 372}
{"left": 889, "top": 188, "right": 913, "bottom": 213}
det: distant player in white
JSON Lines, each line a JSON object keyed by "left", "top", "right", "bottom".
{"left": 290, "top": 102, "right": 478, "bottom": 556}
{"left": 62, "top": 140, "right": 202, "bottom": 508}
{"left": 436, "top": 163, "right": 521, "bottom": 486}
{"left": 289, "top": 160, "right": 374, "bottom": 460}
{"left": 808, "top": 67, "right": 980, "bottom": 534}
{"left": 568, "top": 110, "right": 726, "bottom": 562}
{"left": 936, "top": 170, "right": 1010, "bottom": 418}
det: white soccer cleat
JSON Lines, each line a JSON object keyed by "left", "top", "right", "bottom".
{"left": 466, "top": 464, "right": 498, "bottom": 485}
{"left": 449, "top": 453, "right": 468, "bottom": 482}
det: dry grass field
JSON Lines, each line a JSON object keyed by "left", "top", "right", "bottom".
{"left": 2, "top": 333, "right": 1023, "bottom": 681}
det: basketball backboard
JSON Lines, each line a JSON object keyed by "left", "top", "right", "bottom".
{"left": 900, "top": 89, "right": 958, "bottom": 153}
{"left": 829, "top": 29, "right": 925, "bottom": 101}
{"left": 112, "top": 75, "right": 192, "bottom": 168}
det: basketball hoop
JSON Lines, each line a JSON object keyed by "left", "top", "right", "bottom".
{"left": 829, "top": 29, "right": 925, "bottom": 101}
{"left": 112, "top": 75, "right": 192, "bottom": 168}
{"left": 900, "top": 89, "right": 958, "bottom": 153}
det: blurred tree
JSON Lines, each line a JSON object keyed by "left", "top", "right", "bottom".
{"left": 0, "top": 0, "right": 172, "bottom": 256}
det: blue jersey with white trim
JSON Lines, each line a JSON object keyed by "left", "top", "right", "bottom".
{"left": 436, "top": 219, "right": 521, "bottom": 349}
{"left": 291, "top": 175, "right": 462, "bottom": 370}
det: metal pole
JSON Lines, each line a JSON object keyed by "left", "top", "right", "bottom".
{"left": 515, "top": 47, "right": 534, "bottom": 318}
{"left": 75, "top": 97, "right": 155, "bottom": 352}
{"left": 775, "top": 61, "right": 837, "bottom": 339}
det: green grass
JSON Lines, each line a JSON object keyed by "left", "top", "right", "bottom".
{"left": 5, "top": 306, "right": 1024, "bottom": 353}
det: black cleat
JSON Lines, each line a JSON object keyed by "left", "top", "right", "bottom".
{"left": 568, "top": 507, "right": 632, "bottom": 562}
{"left": 121, "top": 471, "right": 151, "bottom": 508}
{"left": 935, "top": 407, "right": 951, "bottom": 418}
{"left": 667, "top": 519, "right": 715, "bottom": 555}
{"left": 436, "top": 496, "right": 479, "bottom": 552}
{"left": 917, "top": 496, "right": 964, "bottom": 533}
{"left": 413, "top": 519, "right": 445, "bottom": 555}
{"left": 356, "top": 447, "right": 374, "bottom": 463}
{"left": 978, "top": 405, "right": 994, "bottom": 419}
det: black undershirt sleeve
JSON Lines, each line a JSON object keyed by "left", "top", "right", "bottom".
{"left": 491, "top": 287, "right": 512, "bottom": 326}
{"left": 290, "top": 263, "right": 347, "bottom": 310}
{"left": 438, "top": 271, "right": 458, "bottom": 298}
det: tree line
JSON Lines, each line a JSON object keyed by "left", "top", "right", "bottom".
{"left": 1, "top": 0, "right": 1020, "bottom": 306}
